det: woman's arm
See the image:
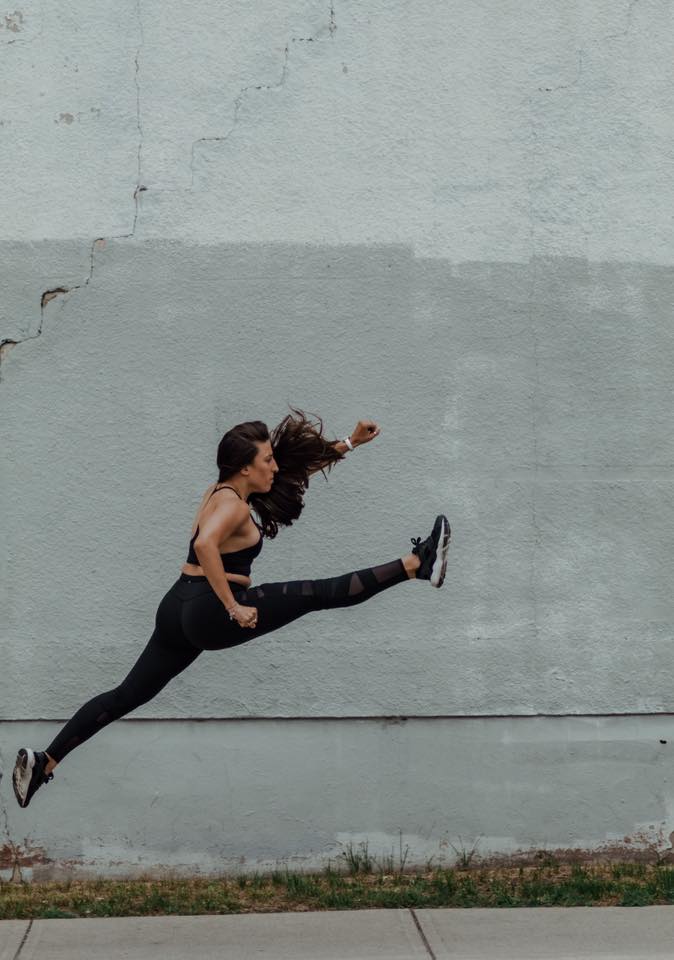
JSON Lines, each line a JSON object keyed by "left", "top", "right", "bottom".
{"left": 308, "top": 420, "right": 381, "bottom": 475}
{"left": 193, "top": 498, "right": 256, "bottom": 623}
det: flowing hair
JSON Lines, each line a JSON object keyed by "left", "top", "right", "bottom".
{"left": 217, "top": 408, "right": 344, "bottom": 538}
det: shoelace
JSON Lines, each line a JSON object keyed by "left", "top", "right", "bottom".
{"left": 411, "top": 536, "right": 422, "bottom": 549}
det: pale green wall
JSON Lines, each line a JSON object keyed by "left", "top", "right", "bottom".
{"left": 2, "top": 0, "right": 673, "bottom": 875}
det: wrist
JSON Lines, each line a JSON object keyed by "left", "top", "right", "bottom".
{"left": 342, "top": 435, "right": 355, "bottom": 451}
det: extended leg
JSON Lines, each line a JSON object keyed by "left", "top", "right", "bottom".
{"left": 232, "top": 555, "right": 413, "bottom": 641}
{"left": 44, "top": 630, "right": 201, "bottom": 765}
{"left": 293, "top": 556, "right": 412, "bottom": 609}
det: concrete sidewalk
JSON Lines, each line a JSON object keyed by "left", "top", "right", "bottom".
{"left": 2, "top": 906, "right": 674, "bottom": 959}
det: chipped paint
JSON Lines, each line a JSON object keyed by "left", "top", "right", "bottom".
{"left": 0, "top": 842, "right": 51, "bottom": 871}
{"left": 3, "top": 10, "right": 24, "bottom": 33}
{"left": 41, "top": 287, "right": 70, "bottom": 307}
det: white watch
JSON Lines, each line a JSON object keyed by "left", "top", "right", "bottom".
{"left": 343, "top": 435, "right": 354, "bottom": 451}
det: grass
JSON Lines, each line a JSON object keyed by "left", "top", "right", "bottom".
{"left": 4, "top": 860, "right": 674, "bottom": 918}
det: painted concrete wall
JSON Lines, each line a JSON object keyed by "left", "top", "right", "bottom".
{"left": 2, "top": 717, "right": 674, "bottom": 880}
{"left": 2, "top": 0, "right": 674, "bottom": 876}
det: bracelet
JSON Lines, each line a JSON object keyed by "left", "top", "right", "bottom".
{"left": 343, "top": 435, "right": 354, "bottom": 451}
{"left": 226, "top": 603, "right": 238, "bottom": 620}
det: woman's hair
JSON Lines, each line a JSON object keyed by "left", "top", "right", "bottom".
{"left": 217, "top": 407, "right": 344, "bottom": 538}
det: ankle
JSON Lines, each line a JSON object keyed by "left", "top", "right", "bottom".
{"left": 402, "top": 553, "right": 420, "bottom": 578}
{"left": 44, "top": 754, "right": 58, "bottom": 775}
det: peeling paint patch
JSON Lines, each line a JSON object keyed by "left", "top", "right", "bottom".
{"left": 1, "top": 3, "right": 41, "bottom": 44}
{"left": 0, "top": 841, "right": 51, "bottom": 870}
{"left": 0, "top": 837, "right": 52, "bottom": 883}
{"left": 3, "top": 10, "right": 24, "bottom": 33}
{"left": 54, "top": 108, "right": 101, "bottom": 125}
{"left": 41, "top": 286, "right": 70, "bottom": 308}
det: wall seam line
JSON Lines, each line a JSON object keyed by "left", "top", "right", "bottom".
{"left": 3, "top": 712, "right": 674, "bottom": 723}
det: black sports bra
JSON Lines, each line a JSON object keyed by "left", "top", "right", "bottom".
{"left": 185, "top": 484, "right": 263, "bottom": 576}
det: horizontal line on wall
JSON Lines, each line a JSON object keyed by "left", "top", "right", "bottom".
{"left": 3, "top": 713, "right": 674, "bottom": 723}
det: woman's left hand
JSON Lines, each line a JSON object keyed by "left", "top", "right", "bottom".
{"left": 350, "top": 419, "right": 381, "bottom": 447}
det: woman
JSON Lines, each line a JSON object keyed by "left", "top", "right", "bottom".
{"left": 12, "top": 410, "right": 450, "bottom": 808}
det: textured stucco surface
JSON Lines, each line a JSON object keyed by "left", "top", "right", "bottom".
{"left": 2, "top": 0, "right": 674, "bottom": 871}
{"left": 3, "top": 1, "right": 673, "bottom": 261}
{"left": 2, "top": 244, "right": 674, "bottom": 719}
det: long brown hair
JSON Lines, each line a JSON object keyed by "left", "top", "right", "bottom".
{"left": 216, "top": 408, "right": 344, "bottom": 538}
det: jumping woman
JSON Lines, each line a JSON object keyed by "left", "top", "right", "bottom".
{"left": 12, "top": 410, "right": 450, "bottom": 808}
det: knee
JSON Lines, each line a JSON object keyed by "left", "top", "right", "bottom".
{"left": 97, "top": 680, "right": 153, "bottom": 724}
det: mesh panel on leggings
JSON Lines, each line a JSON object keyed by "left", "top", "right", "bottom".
{"left": 261, "top": 559, "right": 406, "bottom": 608}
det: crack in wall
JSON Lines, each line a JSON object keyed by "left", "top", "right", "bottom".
{"left": 3, "top": 0, "right": 335, "bottom": 373}
{"left": 190, "top": 0, "right": 337, "bottom": 188}
{"left": 535, "top": 0, "right": 641, "bottom": 95}
{"left": 0, "top": 0, "right": 145, "bottom": 383}
{"left": 0, "top": 240, "right": 104, "bottom": 383}
{"left": 190, "top": 44, "right": 291, "bottom": 187}
{"left": 604, "top": 0, "right": 640, "bottom": 41}
{"left": 526, "top": 254, "right": 542, "bottom": 650}
{"left": 524, "top": 96, "right": 539, "bottom": 256}
{"left": 132, "top": 0, "right": 145, "bottom": 235}
{"left": 536, "top": 0, "right": 642, "bottom": 93}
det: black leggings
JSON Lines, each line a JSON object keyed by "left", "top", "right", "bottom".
{"left": 46, "top": 558, "right": 409, "bottom": 763}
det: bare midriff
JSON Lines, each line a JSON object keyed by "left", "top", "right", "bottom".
{"left": 179, "top": 562, "right": 251, "bottom": 587}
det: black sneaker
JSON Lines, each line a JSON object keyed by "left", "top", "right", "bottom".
{"left": 12, "top": 748, "right": 54, "bottom": 808}
{"left": 411, "top": 515, "right": 451, "bottom": 587}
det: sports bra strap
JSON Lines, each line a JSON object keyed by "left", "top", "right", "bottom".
{"left": 207, "top": 483, "right": 243, "bottom": 503}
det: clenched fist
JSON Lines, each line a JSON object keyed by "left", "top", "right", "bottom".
{"left": 349, "top": 419, "right": 381, "bottom": 447}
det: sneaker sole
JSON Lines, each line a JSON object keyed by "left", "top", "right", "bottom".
{"left": 12, "top": 747, "right": 34, "bottom": 808}
{"left": 430, "top": 515, "right": 451, "bottom": 588}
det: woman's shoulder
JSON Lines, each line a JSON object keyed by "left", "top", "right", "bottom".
{"left": 197, "top": 482, "right": 245, "bottom": 513}
{"left": 204, "top": 481, "right": 235, "bottom": 497}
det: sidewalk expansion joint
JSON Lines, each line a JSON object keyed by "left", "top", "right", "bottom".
{"left": 12, "top": 919, "right": 32, "bottom": 960}
{"left": 409, "top": 908, "right": 436, "bottom": 960}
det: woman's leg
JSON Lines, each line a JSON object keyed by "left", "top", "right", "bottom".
{"left": 259, "top": 556, "right": 412, "bottom": 611}
{"left": 44, "top": 583, "right": 201, "bottom": 767}
{"left": 44, "top": 628, "right": 201, "bottom": 766}
{"left": 183, "top": 555, "right": 416, "bottom": 650}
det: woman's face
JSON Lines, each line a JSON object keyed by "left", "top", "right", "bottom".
{"left": 244, "top": 440, "right": 278, "bottom": 492}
